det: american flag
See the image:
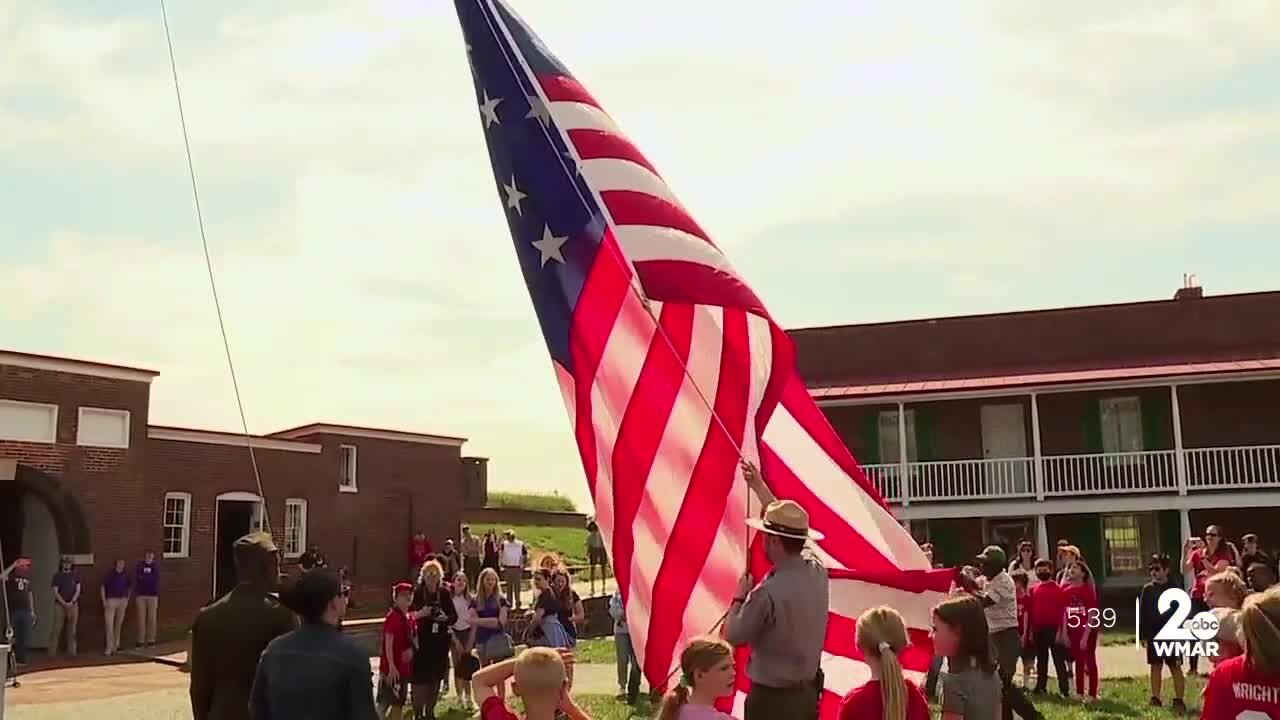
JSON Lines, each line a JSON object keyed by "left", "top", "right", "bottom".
{"left": 453, "top": 2, "right": 954, "bottom": 714}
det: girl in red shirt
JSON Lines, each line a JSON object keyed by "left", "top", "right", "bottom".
{"left": 1202, "top": 586, "right": 1280, "bottom": 720}
{"left": 840, "top": 606, "right": 930, "bottom": 720}
{"left": 1061, "top": 560, "right": 1100, "bottom": 701}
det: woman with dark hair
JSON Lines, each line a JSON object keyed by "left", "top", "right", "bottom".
{"left": 482, "top": 530, "right": 500, "bottom": 572}
{"left": 249, "top": 569, "right": 377, "bottom": 720}
{"left": 932, "top": 594, "right": 1001, "bottom": 720}
{"left": 1008, "top": 541, "right": 1036, "bottom": 582}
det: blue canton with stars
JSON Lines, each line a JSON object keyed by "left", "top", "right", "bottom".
{"left": 454, "top": 0, "right": 613, "bottom": 373}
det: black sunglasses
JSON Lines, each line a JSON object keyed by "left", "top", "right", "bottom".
{"left": 1205, "top": 532, "right": 1221, "bottom": 537}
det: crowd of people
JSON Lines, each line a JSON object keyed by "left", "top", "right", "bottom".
{"left": 1, "top": 549, "right": 163, "bottom": 663}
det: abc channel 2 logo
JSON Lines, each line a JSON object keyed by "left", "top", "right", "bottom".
{"left": 1144, "top": 587, "right": 1221, "bottom": 658}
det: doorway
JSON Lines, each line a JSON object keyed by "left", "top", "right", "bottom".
{"left": 0, "top": 481, "right": 61, "bottom": 649}
{"left": 213, "top": 494, "right": 264, "bottom": 599}
{"left": 980, "top": 403, "right": 1029, "bottom": 495}
{"left": 985, "top": 517, "right": 1035, "bottom": 558}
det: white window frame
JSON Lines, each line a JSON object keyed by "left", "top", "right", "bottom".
{"left": 284, "top": 498, "right": 308, "bottom": 558}
{"left": 0, "top": 399, "right": 58, "bottom": 444}
{"left": 877, "top": 409, "right": 917, "bottom": 463}
{"left": 1100, "top": 396, "right": 1144, "bottom": 455}
{"left": 76, "top": 407, "right": 131, "bottom": 448}
{"left": 162, "top": 492, "right": 192, "bottom": 559}
{"left": 339, "top": 444, "right": 358, "bottom": 493}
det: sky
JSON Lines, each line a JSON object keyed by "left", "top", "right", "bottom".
{"left": 2, "top": 1, "right": 1278, "bottom": 512}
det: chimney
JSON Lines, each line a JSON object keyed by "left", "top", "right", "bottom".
{"left": 1174, "top": 273, "right": 1203, "bottom": 301}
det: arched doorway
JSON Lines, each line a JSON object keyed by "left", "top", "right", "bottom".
{"left": 213, "top": 492, "right": 265, "bottom": 598}
{"left": 0, "top": 464, "right": 93, "bottom": 649}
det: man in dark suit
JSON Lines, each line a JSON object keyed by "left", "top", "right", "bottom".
{"left": 190, "top": 532, "right": 297, "bottom": 720}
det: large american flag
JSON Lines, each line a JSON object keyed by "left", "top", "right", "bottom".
{"left": 454, "top": 2, "right": 953, "bottom": 714}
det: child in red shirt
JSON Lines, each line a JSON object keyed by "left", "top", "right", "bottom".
{"left": 1201, "top": 585, "right": 1280, "bottom": 720}
{"left": 473, "top": 647, "right": 592, "bottom": 720}
{"left": 838, "top": 606, "right": 931, "bottom": 720}
{"left": 377, "top": 582, "right": 416, "bottom": 717}
{"left": 1011, "top": 569, "right": 1035, "bottom": 689}
{"left": 1061, "top": 560, "right": 1100, "bottom": 701}
{"left": 1027, "top": 559, "right": 1070, "bottom": 696}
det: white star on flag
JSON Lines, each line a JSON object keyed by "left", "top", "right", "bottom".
{"left": 531, "top": 225, "right": 568, "bottom": 266}
{"left": 479, "top": 90, "right": 503, "bottom": 128}
{"left": 503, "top": 175, "right": 527, "bottom": 215}
{"left": 525, "top": 95, "right": 552, "bottom": 127}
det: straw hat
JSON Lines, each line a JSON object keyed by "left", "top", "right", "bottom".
{"left": 746, "top": 500, "right": 824, "bottom": 541}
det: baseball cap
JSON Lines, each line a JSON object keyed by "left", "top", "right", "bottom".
{"left": 393, "top": 581, "right": 414, "bottom": 594}
{"left": 976, "top": 545, "right": 1007, "bottom": 568}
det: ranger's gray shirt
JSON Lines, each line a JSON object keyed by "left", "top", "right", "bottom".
{"left": 725, "top": 550, "right": 829, "bottom": 688}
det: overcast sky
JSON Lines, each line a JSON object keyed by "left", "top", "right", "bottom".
{"left": 2, "top": 1, "right": 1277, "bottom": 510}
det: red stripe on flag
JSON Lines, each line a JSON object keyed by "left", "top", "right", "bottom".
{"left": 823, "top": 612, "right": 936, "bottom": 672}
{"left": 569, "top": 230, "right": 637, "bottom": 497}
{"left": 641, "top": 308, "right": 752, "bottom": 687}
{"left": 632, "top": 259, "right": 764, "bottom": 315}
{"left": 757, "top": 442, "right": 900, "bottom": 573}
{"left": 601, "top": 190, "right": 715, "bottom": 246}
{"left": 752, "top": 325, "right": 796, "bottom": 440}
{"left": 609, "top": 303, "right": 696, "bottom": 602}
{"left": 537, "top": 73, "right": 601, "bottom": 107}
{"left": 568, "top": 129, "right": 659, "bottom": 176}
{"left": 780, "top": 379, "right": 887, "bottom": 509}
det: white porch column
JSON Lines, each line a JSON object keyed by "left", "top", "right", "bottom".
{"left": 1036, "top": 514, "right": 1050, "bottom": 561}
{"left": 1031, "top": 393, "right": 1045, "bottom": 501}
{"left": 1179, "top": 507, "right": 1193, "bottom": 590}
{"left": 1171, "top": 385, "right": 1188, "bottom": 495}
{"left": 898, "top": 402, "right": 911, "bottom": 507}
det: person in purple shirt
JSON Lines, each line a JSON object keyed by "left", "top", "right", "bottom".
{"left": 51, "top": 557, "right": 82, "bottom": 656}
{"left": 135, "top": 550, "right": 160, "bottom": 647}
{"left": 100, "top": 559, "right": 131, "bottom": 655}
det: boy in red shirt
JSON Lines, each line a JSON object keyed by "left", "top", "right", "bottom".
{"left": 473, "top": 647, "right": 593, "bottom": 720}
{"left": 1027, "top": 559, "right": 1070, "bottom": 696}
{"left": 378, "top": 582, "right": 416, "bottom": 718}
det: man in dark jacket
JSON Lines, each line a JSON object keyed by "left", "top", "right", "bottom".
{"left": 190, "top": 532, "right": 297, "bottom": 720}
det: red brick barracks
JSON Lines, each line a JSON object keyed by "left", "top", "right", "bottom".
{"left": 794, "top": 286, "right": 1280, "bottom": 599}
{"left": 1, "top": 350, "right": 482, "bottom": 652}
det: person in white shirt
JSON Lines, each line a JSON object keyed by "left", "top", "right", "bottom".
{"left": 500, "top": 530, "right": 527, "bottom": 609}
{"left": 958, "top": 545, "right": 1042, "bottom": 720}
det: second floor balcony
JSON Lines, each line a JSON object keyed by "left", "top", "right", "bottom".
{"left": 819, "top": 376, "right": 1280, "bottom": 506}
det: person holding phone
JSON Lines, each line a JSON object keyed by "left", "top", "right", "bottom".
{"left": 1183, "top": 526, "right": 1235, "bottom": 675}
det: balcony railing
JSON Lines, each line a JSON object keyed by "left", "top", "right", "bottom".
{"left": 863, "top": 444, "right": 1280, "bottom": 504}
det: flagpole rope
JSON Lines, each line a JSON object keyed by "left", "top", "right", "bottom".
{"left": 159, "top": 0, "right": 270, "bottom": 531}
{"left": 477, "top": 1, "right": 759, "bottom": 559}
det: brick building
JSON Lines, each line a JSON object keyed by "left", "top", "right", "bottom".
{"left": 792, "top": 285, "right": 1280, "bottom": 599}
{"left": 0, "top": 349, "right": 484, "bottom": 651}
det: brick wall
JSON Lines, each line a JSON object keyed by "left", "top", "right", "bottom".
{"left": 1179, "top": 379, "right": 1280, "bottom": 448}
{"left": 0, "top": 363, "right": 152, "bottom": 649}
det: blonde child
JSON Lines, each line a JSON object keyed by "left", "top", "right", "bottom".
{"left": 1201, "top": 586, "right": 1280, "bottom": 720}
{"left": 472, "top": 647, "right": 592, "bottom": 720}
{"left": 656, "top": 637, "right": 737, "bottom": 720}
{"left": 838, "top": 607, "right": 930, "bottom": 720}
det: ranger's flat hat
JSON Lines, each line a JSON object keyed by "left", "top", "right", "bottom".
{"left": 746, "top": 500, "right": 824, "bottom": 541}
{"left": 235, "top": 531, "right": 278, "bottom": 554}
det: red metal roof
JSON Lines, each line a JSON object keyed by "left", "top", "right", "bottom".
{"left": 809, "top": 357, "right": 1280, "bottom": 400}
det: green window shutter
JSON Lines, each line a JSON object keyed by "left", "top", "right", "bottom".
{"left": 1157, "top": 510, "right": 1184, "bottom": 584}
{"left": 1141, "top": 393, "right": 1167, "bottom": 451}
{"left": 1074, "top": 514, "right": 1105, "bottom": 581}
{"left": 860, "top": 412, "right": 881, "bottom": 464}
{"left": 916, "top": 408, "right": 937, "bottom": 462}
{"left": 932, "top": 521, "right": 960, "bottom": 567}
{"left": 1083, "top": 399, "right": 1103, "bottom": 454}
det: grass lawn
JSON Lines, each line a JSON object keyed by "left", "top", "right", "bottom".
{"left": 487, "top": 490, "right": 578, "bottom": 513}
{"left": 573, "top": 637, "right": 618, "bottom": 665}
{"left": 471, "top": 523, "right": 608, "bottom": 571}
{"left": 1102, "top": 628, "right": 1137, "bottom": 647}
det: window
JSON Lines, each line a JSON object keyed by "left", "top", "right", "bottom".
{"left": 0, "top": 399, "right": 58, "bottom": 444}
{"left": 1103, "top": 512, "right": 1157, "bottom": 576}
{"left": 162, "top": 492, "right": 192, "bottom": 558}
{"left": 877, "top": 409, "right": 917, "bottom": 463}
{"left": 339, "top": 444, "right": 358, "bottom": 492}
{"left": 77, "top": 407, "right": 131, "bottom": 448}
{"left": 284, "top": 499, "right": 307, "bottom": 558}
{"left": 1100, "top": 396, "right": 1143, "bottom": 454}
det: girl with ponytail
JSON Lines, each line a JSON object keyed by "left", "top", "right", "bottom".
{"left": 839, "top": 607, "right": 931, "bottom": 720}
{"left": 656, "top": 637, "right": 736, "bottom": 720}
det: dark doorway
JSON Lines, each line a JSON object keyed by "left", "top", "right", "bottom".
{"left": 214, "top": 501, "right": 255, "bottom": 598}
{"left": 0, "top": 481, "right": 25, "bottom": 564}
